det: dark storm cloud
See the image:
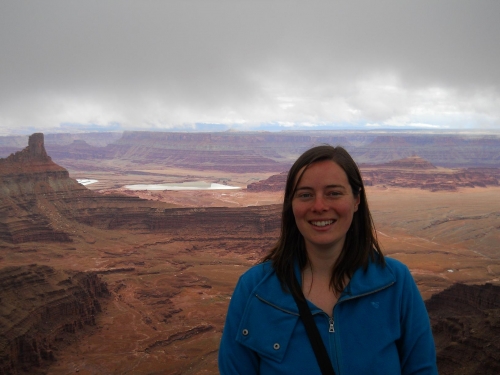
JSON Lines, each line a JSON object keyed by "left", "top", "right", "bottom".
{"left": 0, "top": 0, "right": 499, "bottom": 134}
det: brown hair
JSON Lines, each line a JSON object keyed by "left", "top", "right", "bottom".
{"left": 261, "top": 145, "right": 384, "bottom": 298}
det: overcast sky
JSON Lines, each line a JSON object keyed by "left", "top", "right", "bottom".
{"left": 1, "top": 1, "right": 499, "bottom": 135}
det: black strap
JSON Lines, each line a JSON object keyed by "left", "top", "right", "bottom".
{"left": 289, "top": 276, "right": 336, "bottom": 375}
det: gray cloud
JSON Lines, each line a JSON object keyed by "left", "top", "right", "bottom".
{"left": 0, "top": 0, "right": 499, "bottom": 134}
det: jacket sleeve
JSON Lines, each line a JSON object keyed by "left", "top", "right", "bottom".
{"left": 218, "top": 273, "right": 260, "bottom": 375}
{"left": 398, "top": 265, "right": 438, "bottom": 375}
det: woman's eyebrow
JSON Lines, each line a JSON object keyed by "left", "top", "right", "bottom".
{"left": 295, "top": 184, "right": 347, "bottom": 190}
{"left": 325, "top": 184, "right": 347, "bottom": 189}
{"left": 295, "top": 186, "right": 313, "bottom": 191}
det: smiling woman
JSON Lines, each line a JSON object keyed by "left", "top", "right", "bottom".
{"left": 292, "top": 160, "right": 360, "bottom": 261}
{"left": 219, "top": 145, "right": 438, "bottom": 375}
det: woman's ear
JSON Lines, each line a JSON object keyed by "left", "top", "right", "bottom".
{"left": 354, "top": 191, "right": 361, "bottom": 212}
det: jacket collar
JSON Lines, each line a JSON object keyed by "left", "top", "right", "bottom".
{"left": 254, "top": 258, "right": 396, "bottom": 314}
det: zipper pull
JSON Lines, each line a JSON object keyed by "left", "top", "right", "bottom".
{"left": 329, "top": 317, "right": 334, "bottom": 333}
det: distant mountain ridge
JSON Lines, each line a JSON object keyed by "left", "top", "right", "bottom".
{"left": 247, "top": 156, "right": 499, "bottom": 192}
{"left": 2, "top": 131, "right": 500, "bottom": 170}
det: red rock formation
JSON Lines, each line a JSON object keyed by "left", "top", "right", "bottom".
{"left": 353, "top": 134, "right": 500, "bottom": 167}
{"left": 426, "top": 283, "right": 500, "bottom": 375}
{"left": 372, "top": 156, "right": 437, "bottom": 169}
{"left": 0, "top": 264, "right": 109, "bottom": 374}
{"left": 247, "top": 172, "right": 287, "bottom": 192}
{"left": 361, "top": 156, "right": 498, "bottom": 190}
{"left": 0, "top": 133, "right": 62, "bottom": 172}
{"left": 0, "top": 134, "right": 83, "bottom": 243}
{"left": 0, "top": 134, "right": 281, "bottom": 244}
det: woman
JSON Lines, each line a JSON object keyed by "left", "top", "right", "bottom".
{"left": 219, "top": 145, "right": 437, "bottom": 374}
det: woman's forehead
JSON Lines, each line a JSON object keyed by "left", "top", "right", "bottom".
{"left": 293, "top": 160, "right": 347, "bottom": 186}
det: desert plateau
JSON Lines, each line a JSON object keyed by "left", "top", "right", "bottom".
{"left": 1, "top": 131, "right": 499, "bottom": 375}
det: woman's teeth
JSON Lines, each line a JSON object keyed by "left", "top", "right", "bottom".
{"left": 311, "top": 220, "right": 334, "bottom": 227}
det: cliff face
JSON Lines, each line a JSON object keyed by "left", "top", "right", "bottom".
{"left": 361, "top": 156, "right": 498, "bottom": 191}
{"left": 73, "top": 204, "right": 281, "bottom": 235}
{"left": 426, "top": 283, "right": 500, "bottom": 375}
{"left": 245, "top": 172, "right": 288, "bottom": 193}
{"left": 0, "top": 134, "right": 281, "bottom": 244}
{"left": 105, "top": 131, "right": 291, "bottom": 173}
{"left": 0, "top": 264, "right": 110, "bottom": 374}
{"left": 0, "top": 133, "right": 85, "bottom": 243}
{"left": 352, "top": 134, "right": 500, "bottom": 167}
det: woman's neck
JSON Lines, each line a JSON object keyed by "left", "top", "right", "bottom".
{"left": 305, "top": 244, "right": 342, "bottom": 276}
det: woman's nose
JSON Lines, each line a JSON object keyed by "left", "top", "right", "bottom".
{"left": 312, "top": 195, "right": 328, "bottom": 211}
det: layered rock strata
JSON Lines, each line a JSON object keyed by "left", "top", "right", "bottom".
{"left": 247, "top": 156, "right": 499, "bottom": 192}
{"left": 0, "top": 134, "right": 281, "bottom": 244}
{"left": 3, "top": 131, "right": 500, "bottom": 170}
{"left": 351, "top": 134, "right": 500, "bottom": 167}
{"left": 0, "top": 133, "right": 81, "bottom": 243}
{"left": 247, "top": 172, "right": 288, "bottom": 192}
{"left": 361, "top": 156, "right": 498, "bottom": 190}
{"left": 0, "top": 264, "right": 109, "bottom": 374}
{"left": 426, "top": 283, "right": 500, "bottom": 375}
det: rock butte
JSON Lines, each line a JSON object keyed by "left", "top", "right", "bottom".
{"left": 0, "top": 132, "right": 499, "bottom": 374}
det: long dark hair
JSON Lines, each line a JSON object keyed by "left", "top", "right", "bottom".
{"left": 261, "top": 145, "right": 384, "bottom": 298}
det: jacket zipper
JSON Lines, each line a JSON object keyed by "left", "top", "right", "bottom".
{"left": 330, "top": 281, "right": 395, "bottom": 374}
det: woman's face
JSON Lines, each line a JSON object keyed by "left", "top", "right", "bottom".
{"left": 292, "top": 160, "right": 360, "bottom": 256}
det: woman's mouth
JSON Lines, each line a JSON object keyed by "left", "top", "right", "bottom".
{"left": 310, "top": 220, "right": 335, "bottom": 227}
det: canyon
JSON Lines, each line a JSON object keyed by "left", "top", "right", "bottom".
{"left": 0, "top": 131, "right": 499, "bottom": 374}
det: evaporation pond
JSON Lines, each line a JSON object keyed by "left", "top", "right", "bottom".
{"left": 124, "top": 181, "right": 240, "bottom": 191}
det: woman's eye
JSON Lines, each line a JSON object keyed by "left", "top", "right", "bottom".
{"left": 297, "top": 192, "right": 312, "bottom": 199}
{"left": 327, "top": 191, "right": 341, "bottom": 197}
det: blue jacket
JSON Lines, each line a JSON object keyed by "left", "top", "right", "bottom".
{"left": 219, "top": 257, "right": 437, "bottom": 374}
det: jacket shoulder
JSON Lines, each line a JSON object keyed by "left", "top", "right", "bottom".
{"left": 237, "top": 261, "right": 274, "bottom": 290}
{"left": 384, "top": 257, "right": 412, "bottom": 279}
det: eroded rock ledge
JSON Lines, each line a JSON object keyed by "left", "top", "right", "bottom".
{"left": 426, "top": 283, "right": 500, "bottom": 375}
{"left": 0, "top": 264, "right": 110, "bottom": 374}
{"left": 0, "top": 133, "right": 281, "bottom": 244}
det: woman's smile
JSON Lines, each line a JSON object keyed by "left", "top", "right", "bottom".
{"left": 309, "top": 219, "right": 335, "bottom": 227}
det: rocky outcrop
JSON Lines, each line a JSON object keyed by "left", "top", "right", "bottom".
{"left": 0, "top": 134, "right": 84, "bottom": 243}
{"left": 247, "top": 172, "right": 288, "bottom": 192}
{"left": 69, "top": 203, "right": 282, "bottom": 237}
{"left": 426, "top": 283, "right": 500, "bottom": 375}
{"left": 352, "top": 134, "right": 500, "bottom": 167}
{"left": 0, "top": 264, "right": 110, "bottom": 374}
{"left": 361, "top": 156, "right": 498, "bottom": 191}
{"left": 0, "top": 134, "right": 281, "bottom": 244}
{"left": 144, "top": 325, "right": 214, "bottom": 352}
